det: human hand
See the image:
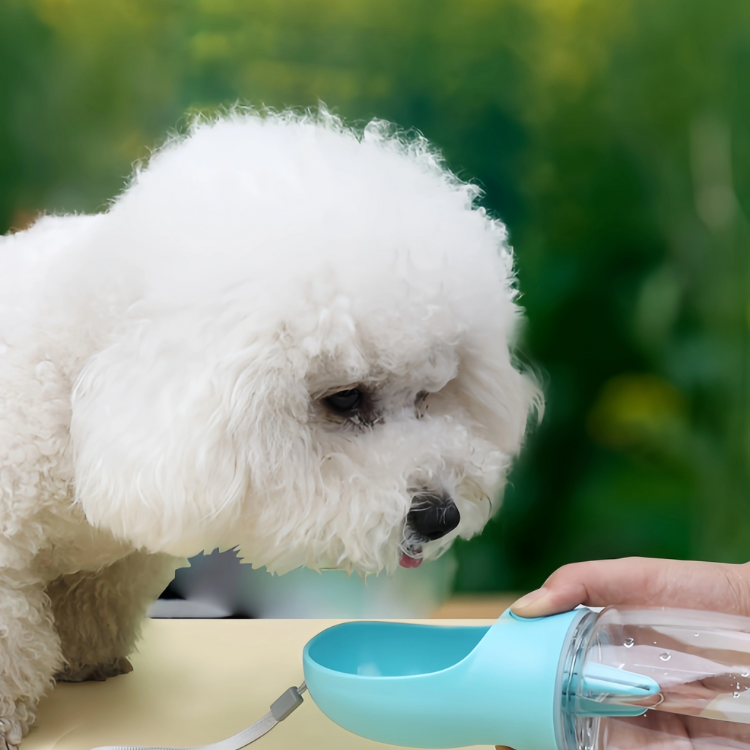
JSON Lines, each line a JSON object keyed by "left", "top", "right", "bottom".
{"left": 510, "top": 557, "right": 750, "bottom": 619}
{"left": 496, "top": 557, "right": 750, "bottom": 750}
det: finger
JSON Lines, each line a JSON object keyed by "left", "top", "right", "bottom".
{"left": 511, "top": 558, "right": 750, "bottom": 618}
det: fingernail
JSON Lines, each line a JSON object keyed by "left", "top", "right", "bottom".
{"left": 511, "top": 587, "right": 548, "bottom": 613}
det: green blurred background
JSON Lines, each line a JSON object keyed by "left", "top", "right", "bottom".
{"left": 3, "top": 0, "right": 749, "bottom": 595}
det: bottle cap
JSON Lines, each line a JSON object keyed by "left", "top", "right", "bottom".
{"left": 304, "top": 609, "right": 585, "bottom": 749}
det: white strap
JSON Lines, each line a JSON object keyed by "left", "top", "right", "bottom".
{"left": 91, "top": 682, "right": 307, "bottom": 750}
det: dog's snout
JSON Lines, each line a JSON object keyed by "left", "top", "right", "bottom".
{"left": 406, "top": 492, "right": 460, "bottom": 541}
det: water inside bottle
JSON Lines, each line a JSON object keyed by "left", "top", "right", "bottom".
{"left": 564, "top": 607, "right": 750, "bottom": 749}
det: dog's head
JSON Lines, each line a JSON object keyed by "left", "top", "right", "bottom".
{"left": 70, "top": 110, "right": 540, "bottom": 574}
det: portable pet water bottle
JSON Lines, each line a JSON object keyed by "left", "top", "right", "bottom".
{"left": 303, "top": 606, "right": 750, "bottom": 749}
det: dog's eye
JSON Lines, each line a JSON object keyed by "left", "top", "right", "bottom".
{"left": 324, "top": 389, "right": 363, "bottom": 414}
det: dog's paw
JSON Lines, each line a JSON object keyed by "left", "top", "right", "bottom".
{"left": 55, "top": 656, "right": 133, "bottom": 683}
{"left": 0, "top": 717, "right": 22, "bottom": 750}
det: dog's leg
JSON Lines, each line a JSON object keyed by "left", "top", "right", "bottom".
{"left": 48, "top": 551, "right": 180, "bottom": 683}
{"left": 0, "top": 570, "right": 62, "bottom": 750}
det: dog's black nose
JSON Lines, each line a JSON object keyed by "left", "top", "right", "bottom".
{"left": 406, "top": 493, "right": 460, "bottom": 541}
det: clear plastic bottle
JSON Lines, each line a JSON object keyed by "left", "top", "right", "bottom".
{"left": 562, "top": 606, "right": 750, "bottom": 750}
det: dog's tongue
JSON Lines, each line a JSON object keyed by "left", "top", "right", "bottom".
{"left": 399, "top": 552, "right": 423, "bottom": 568}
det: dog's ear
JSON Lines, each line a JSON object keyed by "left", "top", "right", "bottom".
{"left": 461, "top": 345, "right": 542, "bottom": 454}
{"left": 70, "top": 313, "right": 310, "bottom": 555}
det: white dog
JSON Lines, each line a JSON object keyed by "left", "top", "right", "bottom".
{"left": 0, "top": 109, "right": 538, "bottom": 747}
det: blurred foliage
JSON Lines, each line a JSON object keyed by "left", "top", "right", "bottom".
{"left": 2, "top": 0, "right": 749, "bottom": 592}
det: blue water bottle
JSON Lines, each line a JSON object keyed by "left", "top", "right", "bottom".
{"left": 303, "top": 606, "right": 750, "bottom": 748}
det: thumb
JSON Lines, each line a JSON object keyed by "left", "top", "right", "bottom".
{"left": 510, "top": 557, "right": 750, "bottom": 619}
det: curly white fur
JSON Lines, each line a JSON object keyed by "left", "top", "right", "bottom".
{"left": 0, "top": 108, "right": 539, "bottom": 746}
